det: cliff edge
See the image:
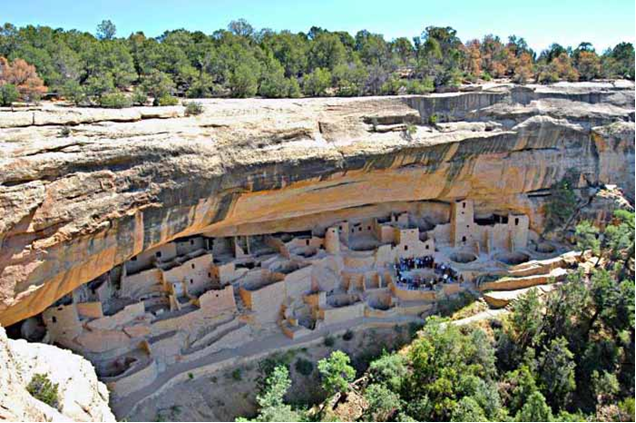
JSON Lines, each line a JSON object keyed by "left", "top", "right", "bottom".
{"left": 0, "top": 326, "right": 115, "bottom": 421}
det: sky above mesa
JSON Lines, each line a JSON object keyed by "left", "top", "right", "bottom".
{"left": 2, "top": 0, "right": 634, "bottom": 52}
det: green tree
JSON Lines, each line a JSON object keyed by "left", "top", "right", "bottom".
{"left": 239, "top": 365, "right": 304, "bottom": 422}
{"left": 317, "top": 350, "right": 356, "bottom": 396}
{"left": 538, "top": 337, "right": 576, "bottom": 408}
{"left": 229, "top": 62, "right": 258, "bottom": 98}
{"left": 508, "top": 288, "right": 544, "bottom": 350}
{"left": 516, "top": 391, "right": 553, "bottom": 422}
{"left": 364, "top": 383, "right": 402, "bottom": 421}
{"left": 140, "top": 69, "right": 175, "bottom": 102}
{"left": 96, "top": 20, "right": 117, "bottom": 40}
{"left": 302, "top": 67, "right": 331, "bottom": 96}
{"left": 451, "top": 397, "right": 487, "bottom": 422}
{"left": 367, "top": 352, "right": 407, "bottom": 391}
{"left": 0, "top": 83, "right": 19, "bottom": 106}
{"left": 308, "top": 32, "right": 346, "bottom": 71}
{"left": 544, "top": 174, "right": 578, "bottom": 232}
{"left": 575, "top": 220, "right": 601, "bottom": 262}
{"left": 228, "top": 19, "right": 254, "bottom": 39}
{"left": 61, "top": 80, "right": 86, "bottom": 105}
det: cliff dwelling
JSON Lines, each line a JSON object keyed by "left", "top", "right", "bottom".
{"left": 1, "top": 81, "right": 634, "bottom": 420}
{"left": 1, "top": 198, "right": 578, "bottom": 399}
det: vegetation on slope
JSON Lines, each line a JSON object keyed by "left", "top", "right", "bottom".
{"left": 240, "top": 210, "right": 635, "bottom": 422}
{"left": 0, "top": 19, "right": 634, "bottom": 106}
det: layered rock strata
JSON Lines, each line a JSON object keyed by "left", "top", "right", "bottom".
{"left": 0, "top": 81, "right": 634, "bottom": 327}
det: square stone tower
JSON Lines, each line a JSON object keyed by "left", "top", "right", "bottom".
{"left": 450, "top": 199, "right": 474, "bottom": 248}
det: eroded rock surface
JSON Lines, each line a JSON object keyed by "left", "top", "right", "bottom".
{"left": 0, "top": 82, "right": 634, "bottom": 327}
{"left": 0, "top": 326, "right": 115, "bottom": 421}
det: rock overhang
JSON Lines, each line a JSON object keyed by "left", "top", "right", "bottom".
{"left": 0, "top": 82, "right": 634, "bottom": 326}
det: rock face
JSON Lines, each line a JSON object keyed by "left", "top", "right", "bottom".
{"left": 0, "top": 326, "right": 115, "bottom": 421}
{"left": 0, "top": 82, "right": 634, "bottom": 327}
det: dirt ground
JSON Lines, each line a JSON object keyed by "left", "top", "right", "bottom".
{"left": 128, "top": 323, "right": 414, "bottom": 422}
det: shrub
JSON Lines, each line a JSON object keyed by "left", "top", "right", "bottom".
{"left": 380, "top": 76, "right": 404, "bottom": 95}
{"left": 229, "top": 63, "right": 258, "bottom": 98}
{"left": 259, "top": 70, "right": 290, "bottom": 98}
{"left": 544, "top": 171, "right": 578, "bottom": 232}
{"left": 131, "top": 88, "right": 147, "bottom": 106}
{"left": 428, "top": 114, "right": 438, "bottom": 126}
{"left": 404, "top": 123, "right": 417, "bottom": 140}
{"left": 318, "top": 350, "right": 356, "bottom": 396}
{"left": 99, "top": 92, "right": 132, "bottom": 109}
{"left": 141, "top": 70, "right": 175, "bottom": 100}
{"left": 61, "top": 80, "right": 86, "bottom": 106}
{"left": 0, "top": 83, "right": 20, "bottom": 106}
{"left": 58, "top": 126, "right": 71, "bottom": 138}
{"left": 156, "top": 95, "right": 179, "bottom": 106}
{"left": 27, "top": 374, "right": 60, "bottom": 410}
{"left": 437, "top": 291, "right": 478, "bottom": 317}
{"left": 232, "top": 368, "right": 243, "bottom": 381}
{"left": 364, "top": 383, "right": 402, "bottom": 421}
{"left": 406, "top": 78, "right": 434, "bottom": 94}
{"left": 294, "top": 358, "right": 314, "bottom": 376}
{"left": 368, "top": 352, "right": 408, "bottom": 391}
{"left": 184, "top": 101, "right": 204, "bottom": 116}
{"left": 342, "top": 329, "right": 354, "bottom": 341}
{"left": 323, "top": 334, "right": 335, "bottom": 347}
{"left": 302, "top": 68, "right": 332, "bottom": 96}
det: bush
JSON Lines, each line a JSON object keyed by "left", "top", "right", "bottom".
{"left": 294, "top": 358, "right": 314, "bottom": 376}
{"left": 61, "top": 80, "right": 86, "bottom": 106}
{"left": 58, "top": 126, "right": 71, "bottom": 138}
{"left": 184, "top": 101, "right": 204, "bottom": 116}
{"left": 318, "top": 350, "right": 356, "bottom": 396}
{"left": 0, "top": 83, "right": 20, "bottom": 106}
{"left": 232, "top": 368, "right": 242, "bottom": 381}
{"left": 323, "top": 335, "right": 335, "bottom": 347}
{"left": 132, "top": 88, "right": 147, "bottom": 106}
{"left": 544, "top": 172, "right": 578, "bottom": 232}
{"left": 302, "top": 68, "right": 332, "bottom": 97}
{"left": 229, "top": 63, "right": 258, "bottom": 98}
{"left": 428, "top": 114, "right": 438, "bottom": 126}
{"left": 406, "top": 78, "right": 434, "bottom": 94}
{"left": 437, "top": 291, "right": 478, "bottom": 317}
{"left": 155, "top": 95, "right": 179, "bottom": 106}
{"left": 98, "top": 92, "right": 132, "bottom": 109}
{"left": 259, "top": 70, "right": 291, "bottom": 98}
{"left": 27, "top": 374, "right": 60, "bottom": 410}
{"left": 380, "top": 76, "right": 404, "bottom": 95}
{"left": 342, "top": 329, "right": 354, "bottom": 341}
{"left": 141, "top": 70, "right": 175, "bottom": 100}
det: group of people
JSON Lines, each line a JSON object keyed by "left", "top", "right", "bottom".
{"left": 393, "top": 255, "right": 463, "bottom": 290}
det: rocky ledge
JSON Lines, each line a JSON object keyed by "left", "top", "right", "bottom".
{"left": 0, "top": 81, "right": 634, "bottom": 327}
{"left": 0, "top": 325, "right": 115, "bottom": 421}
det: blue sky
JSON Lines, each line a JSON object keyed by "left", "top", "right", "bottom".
{"left": 2, "top": 0, "right": 634, "bottom": 52}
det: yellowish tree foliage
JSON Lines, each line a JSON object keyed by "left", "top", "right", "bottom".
{"left": 513, "top": 52, "right": 534, "bottom": 83}
{"left": 552, "top": 53, "right": 579, "bottom": 82}
{"left": 464, "top": 39, "right": 482, "bottom": 79}
{"left": 576, "top": 51, "right": 601, "bottom": 81}
{"left": 0, "top": 57, "right": 47, "bottom": 101}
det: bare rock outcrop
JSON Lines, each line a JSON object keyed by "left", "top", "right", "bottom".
{"left": 0, "top": 82, "right": 633, "bottom": 326}
{"left": 0, "top": 326, "right": 115, "bottom": 421}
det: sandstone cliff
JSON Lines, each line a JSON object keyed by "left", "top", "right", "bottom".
{"left": 0, "top": 81, "right": 633, "bottom": 327}
{"left": 0, "top": 326, "right": 115, "bottom": 421}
